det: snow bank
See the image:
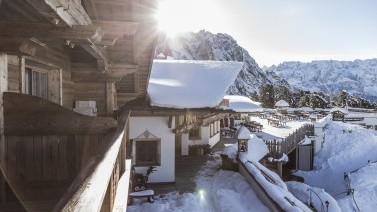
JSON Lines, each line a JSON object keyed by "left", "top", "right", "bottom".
{"left": 296, "top": 121, "right": 377, "bottom": 211}
{"left": 338, "top": 162, "right": 377, "bottom": 212}
{"left": 211, "top": 170, "right": 270, "bottom": 212}
{"left": 222, "top": 143, "right": 238, "bottom": 160}
{"left": 239, "top": 153, "right": 311, "bottom": 212}
{"left": 148, "top": 60, "right": 243, "bottom": 108}
{"left": 287, "top": 181, "right": 341, "bottom": 212}
{"left": 129, "top": 153, "right": 269, "bottom": 212}
{"left": 268, "top": 153, "right": 289, "bottom": 163}
{"left": 224, "top": 95, "right": 262, "bottom": 112}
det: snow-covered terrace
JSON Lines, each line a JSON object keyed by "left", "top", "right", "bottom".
{"left": 148, "top": 60, "right": 243, "bottom": 109}
{"left": 249, "top": 116, "right": 310, "bottom": 141}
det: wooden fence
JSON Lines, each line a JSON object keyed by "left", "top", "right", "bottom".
{"left": 264, "top": 124, "right": 314, "bottom": 157}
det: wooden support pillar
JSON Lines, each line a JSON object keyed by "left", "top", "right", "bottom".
{"left": 59, "top": 69, "right": 63, "bottom": 105}
{"left": 276, "top": 162, "right": 283, "bottom": 179}
{"left": 0, "top": 53, "right": 8, "bottom": 203}
{"left": 19, "top": 56, "right": 25, "bottom": 93}
{"left": 106, "top": 82, "right": 115, "bottom": 116}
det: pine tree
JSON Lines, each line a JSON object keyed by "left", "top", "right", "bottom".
{"left": 299, "top": 95, "right": 310, "bottom": 107}
{"left": 337, "top": 91, "right": 348, "bottom": 107}
{"left": 259, "top": 84, "right": 275, "bottom": 108}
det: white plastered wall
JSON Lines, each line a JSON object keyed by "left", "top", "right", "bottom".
{"left": 129, "top": 116, "right": 175, "bottom": 183}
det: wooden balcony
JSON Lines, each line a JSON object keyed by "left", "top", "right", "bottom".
{"left": 0, "top": 92, "right": 131, "bottom": 211}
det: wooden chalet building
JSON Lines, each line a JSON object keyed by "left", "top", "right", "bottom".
{"left": 0, "top": 0, "right": 158, "bottom": 211}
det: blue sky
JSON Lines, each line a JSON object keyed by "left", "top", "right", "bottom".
{"left": 157, "top": 0, "right": 377, "bottom": 66}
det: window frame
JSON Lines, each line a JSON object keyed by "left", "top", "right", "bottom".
{"left": 189, "top": 127, "right": 201, "bottom": 139}
{"left": 134, "top": 138, "right": 161, "bottom": 167}
{"left": 25, "top": 67, "right": 48, "bottom": 99}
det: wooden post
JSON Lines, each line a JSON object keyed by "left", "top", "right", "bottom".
{"left": 19, "top": 56, "right": 25, "bottom": 93}
{"left": 0, "top": 53, "right": 8, "bottom": 203}
{"left": 59, "top": 69, "right": 63, "bottom": 105}
{"left": 106, "top": 82, "right": 115, "bottom": 116}
{"left": 276, "top": 162, "right": 283, "bottom": 179}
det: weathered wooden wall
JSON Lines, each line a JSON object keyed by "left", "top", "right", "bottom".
{"left": 74, "top": 81, "right": 107, "bottom": 116}
{"left": 1, "top": 134, "right": 105, "bottom": 205}
{"left": 0, "top": 54, "right": 8, "bottom": 205}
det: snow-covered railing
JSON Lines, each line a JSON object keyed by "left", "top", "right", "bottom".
{"left": 238, "top": 154, "right": 312, "bottom": 212}
{"left": 264, "top": 124, "right": 314, "bottom": 156}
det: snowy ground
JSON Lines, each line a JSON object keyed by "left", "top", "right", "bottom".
{"left": 296, "top": 121, "right": 377, "bottom": 212}
{"left": 127, "top": 153, "right": 269, "bottom": 212}
{"left": 249, "top": 116, "right": 309, "bottom": 140}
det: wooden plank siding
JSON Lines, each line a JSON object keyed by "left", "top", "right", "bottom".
{"left": 54, "top": 110, "right": 131, "bottom": 212}
{"left": 1, "top": 134, "right": 107, "bottom": 203}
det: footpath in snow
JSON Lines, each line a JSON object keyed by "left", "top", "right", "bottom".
{"left": 127, "top": 153, "right": 269, "bottom": 212}
{"left": 296, "top": 121, "right": 377, "bottom": 212}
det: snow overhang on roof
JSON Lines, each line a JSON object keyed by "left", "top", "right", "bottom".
{"left": 224, "top": 95, "right": 262, "bottom": 112}
{"left": 148, "top": 60, "right": 243, "bottom": 109}
{"left": 329, "top": 107, "right": 349, "bottom": 114}
{"left": 275, "top": 100, "right": 289, "bottom": 107}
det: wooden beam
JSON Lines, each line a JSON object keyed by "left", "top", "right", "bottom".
{"left": 24, "top": 0, "right": 92, "bottom": 27}
{"left": 0, "top": 22, "right": 104, "bottom": 45}
{"left": 72, "top": 63, "right": 138, "bottom": 82}
{"left": 93, "top": 20, "right": 139, "bottom": 36}
{"left": 3, "top": 92, "right": 117, "bottom": 135}
{"left": 83, "top": 0, "right": 98, "bottom": 19}
{"left": 81, "top": 45, "right": 108, "bottom": 72}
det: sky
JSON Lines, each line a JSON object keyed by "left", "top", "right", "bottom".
{"left": 156, "top": 0, "right": 377, "bottom": 66}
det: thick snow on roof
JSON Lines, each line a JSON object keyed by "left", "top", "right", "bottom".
{"left": 275, "top": 100, "right": 289, "bottom": 107}
{"left": 224, "top": 95, "right": 262, "bottom": 112}
{"left": 148, "top": 60, "right": 243, "bottom": 108}
{"left": 329, "top": 107, "right": 349, "bottom": 114}
{"left": 247, "top": 135, "right": 269, "bottom": 162}
{"left": 236, "top": 126, "right": 252, "bottom": 140}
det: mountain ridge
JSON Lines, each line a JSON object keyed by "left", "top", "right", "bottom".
{"left": 155, "top": 30, "right": 289, "bottom": 97}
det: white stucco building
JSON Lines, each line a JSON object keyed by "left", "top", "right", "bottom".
{"left": 121, "top": 60, "right": 243, "bottom": 183}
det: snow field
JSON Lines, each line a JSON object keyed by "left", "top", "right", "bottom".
{"left": 296, "top": 121, "right": 377, "bottom": 211}
{"left": 128, "top": 153, "right": 269, "bottom": 212}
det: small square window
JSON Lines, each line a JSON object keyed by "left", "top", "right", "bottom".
{"left": 189, "top": 127, "right": 201, "bottom": 139}
{"left": 135, "top": 139, "right": 161, "bottom": 166}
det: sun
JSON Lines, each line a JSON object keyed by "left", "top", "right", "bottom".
{"left": 155, "top": 0, "right": 228, "bottom": 38}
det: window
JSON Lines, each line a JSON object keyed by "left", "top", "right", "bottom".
{"left": 25, "top": 68, "right": 48, "bottom": 99}
{"left": 189, "top": 127, "right": 201, "bottom": 139}
{"left": 135, "top": 139, "right": 161, "bottom": 166}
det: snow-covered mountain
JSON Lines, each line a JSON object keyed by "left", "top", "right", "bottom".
{"left": 156, "top": 30, "right": 289, "bottom": 96}
{"left": 264, "top": 59, "right": 377, "bottom": 102}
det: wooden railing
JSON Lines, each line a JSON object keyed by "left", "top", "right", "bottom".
{"left": 1, "top": 92, "right": 129, "bottom": 211}
{"left": 264, "top": 124, "right": 314, "bottom": 156}
{"left": 54, "top": 110, "right": 130, "bottom": 212}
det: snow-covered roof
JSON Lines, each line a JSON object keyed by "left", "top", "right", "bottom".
{"left": 299, "top": 107, "right": 314, "bottom": 112}
{"left": 224, "top": 95, "right": 262, "bottom": 112}
{"left": 275, "top": 100, "right": 289, "bottom": 107}
{"left": 329, "top": 107, "right": 349, "bottom": 114}
{"left": 148, "top": 60, "right": 243, "bottom": 109}
{"left": 247, "top": 135, "right": 269, "bottom": 162}
{"left": 236, "top": 126, "right": 252, "bottom": 140}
